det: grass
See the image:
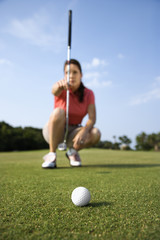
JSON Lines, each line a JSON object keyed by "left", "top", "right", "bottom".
{"left": 0, "top": 149, "right": 160, "bottom": 240}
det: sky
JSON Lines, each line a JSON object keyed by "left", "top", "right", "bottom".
{"left": 0, "top": 0, "right": 160, "bottom": 148}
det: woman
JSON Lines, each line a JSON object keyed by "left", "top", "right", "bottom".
{"left": 42, "top": 59, "right": 101, "bottom": 168}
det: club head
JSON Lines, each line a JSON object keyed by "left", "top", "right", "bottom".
{"left": 58, "top": 143, "right": 67, "bottom": 151}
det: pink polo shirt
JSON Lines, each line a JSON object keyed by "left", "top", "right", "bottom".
{"left": 54, "top": 87, "right": 95, "bottom": 125}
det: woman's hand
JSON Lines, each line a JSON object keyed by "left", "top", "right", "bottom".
{"left": 57, "top": 78, "right": 70, "bottom": 91}
{"left": 52, "top": 78, "right": 70, "bottom": 96}
{"left": 73, "top": 127, "right": 89, "bottom": 147}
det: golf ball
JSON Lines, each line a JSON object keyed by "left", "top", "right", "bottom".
{"left": 71, "top": 187, "right": 91, "bottom": 207}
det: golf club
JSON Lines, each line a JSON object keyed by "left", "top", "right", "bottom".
{"left": 58, "top": 10, "right": 72, "bottom": 151}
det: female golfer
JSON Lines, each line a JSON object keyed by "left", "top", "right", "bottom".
{"left": 42, "top": 59, "right": 101, "bottom": 168}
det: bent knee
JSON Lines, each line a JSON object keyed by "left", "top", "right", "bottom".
{"left": 49, "top": 108, "right": 65, "bottom": 122}
{"left": 91, "top": 128, "right": 101, "bottom": 143}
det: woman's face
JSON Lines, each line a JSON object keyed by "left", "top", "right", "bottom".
{"left": 64, "top": 63, "right": 82, "bottom": 92}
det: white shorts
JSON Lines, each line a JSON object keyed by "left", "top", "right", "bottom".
{"left": 42, "top": 122, "right": 82, "bottom": 147}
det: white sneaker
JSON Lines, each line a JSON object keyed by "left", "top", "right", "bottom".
{"left": 42, "top": 152, "right": 56, "bottom": 169}
{"left": 66, "top": 148, "right": 81, "bottom": 167}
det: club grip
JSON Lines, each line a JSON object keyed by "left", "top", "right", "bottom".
{"left": 68, "top": 10, "right": 72, "bottom": 48}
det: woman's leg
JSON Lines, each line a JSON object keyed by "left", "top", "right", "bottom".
{"left": 65, "top": 126, "right": 101, "bottom": 166}
{"left": 43, "top": 108, "right": 66, "bottom": 152}
{"left": 68, "top": 127, "right": 101, "bottom": 151}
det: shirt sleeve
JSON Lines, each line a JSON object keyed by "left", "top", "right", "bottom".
{"left": 54, "top": 90, "right": 66, "bottom": 111}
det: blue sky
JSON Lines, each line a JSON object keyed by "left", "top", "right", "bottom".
{"left": 0, "top": 0, "right": 159, "bottom": 148}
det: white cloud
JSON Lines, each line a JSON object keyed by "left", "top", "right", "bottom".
{"left": 0, "top": 58, "right": 12, "bottom": 65}
{"left": 129, "top": 76, "right": 160, "bottom": 105}
{"left": 155, "top": 76, "right": 160, "bottom": 83}
{"left": 85, "top": 79, "right": 112, "bottom": 88}
{"left": 117, "top": 53, "right": 125, "bottom": 59}
{"left": 83, "top": 57, "right": 109, "bottom": 70}
{"left": 84, "top": 71, "right": 101, "bottom": 79}
{"left": 6, "top": 12, "right": 65, "bottom": 51}
{"left": 130, "top": 90, "right": 160, "bottom": 105}
{"left": 85, "top": 78, "right": 112, "bottom": 88}
{"left": 82, "top": 58, "right": 111, "bottom": 88}
{"left": 0, "top": 39, "right": 5, "bottom": 51}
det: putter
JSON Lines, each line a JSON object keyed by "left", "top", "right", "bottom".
{"left": 58, "top": 10, "right": 72, "bottom": 151}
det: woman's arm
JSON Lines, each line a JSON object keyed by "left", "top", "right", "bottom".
{"left": 84, "top": 104, "right": 96, "bottom": 132}
{"left": 73, "top": 104, "right": 96, "bottom": 146}
{"left": 52, "top": 79, "right": 69, "bottom": 96}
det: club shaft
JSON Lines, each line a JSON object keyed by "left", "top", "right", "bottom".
{"left": 68, "top": 10, "right": 72, "bottom": 47}
{"left": 64, "top": 48, "right": 70, "bottom": 141}
{"left": 64, "top": 11, "right": 72, "bottom": 143}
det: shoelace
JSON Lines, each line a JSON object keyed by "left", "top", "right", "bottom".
{"left": 74, "top": 153, "right": 80, "bottom": 162}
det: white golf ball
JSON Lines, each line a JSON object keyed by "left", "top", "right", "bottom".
{"left": 71, "top": 187, "right": 91, "bottom": 207}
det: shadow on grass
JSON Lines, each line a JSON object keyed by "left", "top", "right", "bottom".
{"left": 89, "top": 201, "right": 112, "bottom": 207}
{"left": 42, "top": 164, "right": 160, "bottom": 170}
{"left": 96, "top": 171, "right": 111, "bottom": 174}
{"left": 84, "top": 164, "right": 160, "bottom": 169}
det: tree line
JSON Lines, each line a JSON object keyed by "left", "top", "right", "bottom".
{"left": 94, "top": 132, "right": 160, "bottom": 151}
{"left": 0, "top": 121, "right": 48, "bottom": 151}
{"left": 0, "top": 121, "right": 160, "bottom": 151}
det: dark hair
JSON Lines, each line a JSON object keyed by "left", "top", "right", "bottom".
{"left": 64, "top": 59, "right": 85, "bottom": 102}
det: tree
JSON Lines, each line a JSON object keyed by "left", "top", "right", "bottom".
{"left": 0, "top": 121, "right": 13, "bottom": 151}
{"left": 119, "top": 135, "right": 131, "bottom": 145}
{"left": 119, "top": 135, "right": 132, "bottom": 150}
{"left": 0, "top": 121, "right": 48, "bottom": 151}
{"left": 112, "top": 135, "right": 120, "bottom": 150}
{"left": 103, "top": 141, "right": 113, "bottom": 149}
{"left": 148, "top": 133, "right": 160, "bottom": 151}
{"left": 93, "top": 140, "right": 113, "bottom": 149}
{"left": 135, "top": 132, "right": 152, "bottom": 151}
